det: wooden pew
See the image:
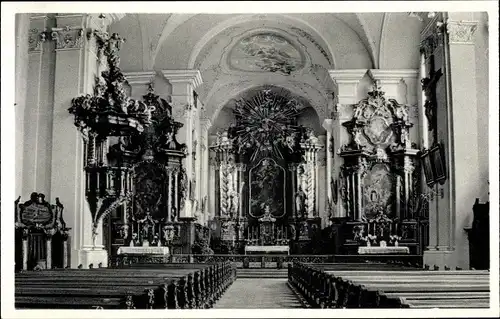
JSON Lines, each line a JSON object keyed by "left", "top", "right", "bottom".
{"left": 288, "top": 262, "right": 489, "bottom": 309}
{"left": 15, "top": 261, "right": 237, "bottom": 309}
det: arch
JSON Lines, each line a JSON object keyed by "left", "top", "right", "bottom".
{"left": 186, "top": 14, "right": 336, "bottom": 70}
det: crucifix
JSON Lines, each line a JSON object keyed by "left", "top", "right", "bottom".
{"left": 420, "top": 52, "right": 443, "bottom": 143}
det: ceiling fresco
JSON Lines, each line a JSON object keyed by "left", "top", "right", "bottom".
{"left": 228, "top": 33, "right": 304, "bottom": 75}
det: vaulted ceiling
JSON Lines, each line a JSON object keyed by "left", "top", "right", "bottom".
{"left": 110, "top": 13, "right": 423, "bottom": 123}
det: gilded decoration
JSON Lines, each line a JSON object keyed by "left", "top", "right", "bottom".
{"left": 228, "top": 33, "right": 304, "bottom": 74}
{"left": 228, "top": 87, "right": 304, "bottom": 162}
{"left": 339, "top": 85, "right": 419, "bottom": 224}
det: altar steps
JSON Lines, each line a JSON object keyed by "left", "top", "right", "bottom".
{"left": 237, "top": 269, "right": 289, "bottom": 278}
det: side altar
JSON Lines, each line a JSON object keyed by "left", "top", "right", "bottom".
{"left": 334, "top": 85, "right": 429, "bottom": 255}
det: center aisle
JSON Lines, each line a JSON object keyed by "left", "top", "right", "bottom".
{"left": 213, "top": 278, "right": 303, "bottom": 308}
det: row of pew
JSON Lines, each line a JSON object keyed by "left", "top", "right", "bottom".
{"left": 288, "top": 262, "right": 490, "bottom": 309}
{"left": 15, "top": 262, "right": 237, "bottom": 309}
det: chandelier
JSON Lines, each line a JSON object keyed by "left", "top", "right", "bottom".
{"left": 228, "top": 88, "right": 304, "bottom": 161}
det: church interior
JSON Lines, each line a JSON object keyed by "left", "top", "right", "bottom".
{"left": 10, "top": 9, "right": 494, "bottom": 310}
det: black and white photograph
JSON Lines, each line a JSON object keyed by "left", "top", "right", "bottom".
{"left": 1, "top": 1, "right": 499, "bottom": 318}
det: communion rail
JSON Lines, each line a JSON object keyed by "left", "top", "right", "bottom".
{"left": 110, "top": 254, "right": 423, "bottom": 269}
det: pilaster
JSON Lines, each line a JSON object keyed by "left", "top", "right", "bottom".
{"left": 23, "top": 15, "right": 55, "bottom": 200}
{"left": 328, "top": 69, "right": 367, "bottom": 218}
{"left": 124, "top": 71, "right": 156, "bottom": 100}
{"left": 161, "top": 69, "right": 203, "bottom": 218}
{"left": 15, "top": 14, "right": 31, "bottom": 197}
{"left": 49, "top": 13, "right": 124, "bottom": 268}
{"left": 445, "top": 14, "right": 479, "bottom": 269}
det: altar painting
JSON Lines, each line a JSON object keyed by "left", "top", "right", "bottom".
{"left": 362, "top": 163, "right": 394, "bottom": 219}
{"left": 249, "top": 158, "right": 286, "bottom": 218}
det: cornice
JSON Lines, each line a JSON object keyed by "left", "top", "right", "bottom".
{"left": 328, "top": 69, "right": 367, "bottom": 84}
{"left": 161, "top": 70, "right": 203, "bottom": 89}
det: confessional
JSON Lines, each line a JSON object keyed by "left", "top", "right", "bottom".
{"left": 15, "top": 193, "right": 71, "bottom": 271}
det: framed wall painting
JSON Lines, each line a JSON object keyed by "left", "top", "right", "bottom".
{"left": 430, "top": 143, "right": 447, "bottom": 184}
{"left": 420, "top": 149, "right": 435, "bottom": 187}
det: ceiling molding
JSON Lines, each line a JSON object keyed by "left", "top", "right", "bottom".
{"left": 186, "top": 14, "right": 335, "bottom": 70}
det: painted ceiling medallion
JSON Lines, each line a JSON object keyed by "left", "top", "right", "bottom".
{"left": 229, "top": 33, "right": 304, "bottom": 75}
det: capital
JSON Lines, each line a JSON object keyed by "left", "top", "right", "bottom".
{"left": 199, "top": 118, "right": 212, "bottom": 132}
{"left": 446, "top": 20, "right": 478, "bottom": 45}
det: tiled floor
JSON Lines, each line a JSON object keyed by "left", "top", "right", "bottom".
{"left": 213, "top": 279, "right": 303, "bottom": 309}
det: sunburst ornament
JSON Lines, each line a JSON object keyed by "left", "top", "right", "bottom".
{"left": 229, "top": 88, "right": 303, "bottom": 161}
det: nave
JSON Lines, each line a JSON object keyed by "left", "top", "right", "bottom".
{"left": 15, "top": 260, "right": 490, "bottom": 309}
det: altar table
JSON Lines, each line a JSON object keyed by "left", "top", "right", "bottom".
{"left": 245, "top": 245, "right": 290, "bottom": 255}
{"left": 117, "top": 246, "right": 170, "bottom": 255}
{"left": 358, "top": 246, "right": 410, "bottom": 255}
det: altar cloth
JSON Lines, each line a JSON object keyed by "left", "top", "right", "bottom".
{"left": 117, "top": 246, "right": 170, "bottom": 255}
{"left": 358, "top": 246, "right": 409, "bottom": 255}
{"left": 245, "top": 245, "right": 290, "bottom": 255}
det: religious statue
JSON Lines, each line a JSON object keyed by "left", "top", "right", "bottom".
{"left": 138, "top": 209, "right": 156, "bottom": 242}
{"left": 289, "top": 224, "right": 296, "bottom": 241}
{"left": 295, "top": 187, "right": 307, "bottom": 218}
{"left": 118, "top": 224, "right": 129, "bottom": 240}
{"left": 170, "top": 207, "right": 177, "bottom": 222}
{"left": 229, "top": 191, "right": 239, "bottom": 217}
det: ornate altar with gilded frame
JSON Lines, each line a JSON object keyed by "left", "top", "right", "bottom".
{"left": 338, "top": 85, "right": 428, "bottom": 254}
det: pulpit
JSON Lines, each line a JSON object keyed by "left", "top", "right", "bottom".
{"left": 15, "top": 193, "right": 71, "bottom": 271}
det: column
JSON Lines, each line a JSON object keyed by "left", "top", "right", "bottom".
{"left": 22, "top": 231, "right": 29, "bottom": 270}
{"left": 49, "top": 13, "right": 125, "bottom": 268}
{"left": 46, "top": 233, "right": 53, "bottom": 269}
{"left": 322, "top": 119, "right": 334, "bottom": 216}
{"left": 328, "top": 69, "right": 367, "bottom": 218}
{"left": 23, "top": 15, "right": 55, "bottom": 199}
{"left": 123, "top": 71, "right": 156, "bottom": 99}
{"left": 161, "top": 70, "right": 203, "bottom": 218}
{"left": 200, "top": 118, "right": 211, "bottom": 223}
{"left": 445, "top": 14, "right": 480, "bottom": 269}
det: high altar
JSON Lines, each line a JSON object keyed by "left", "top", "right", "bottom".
{"left": 209, "top": 88, "right": 324, "bottom": 254}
